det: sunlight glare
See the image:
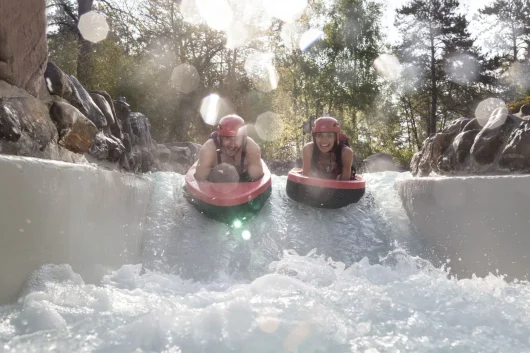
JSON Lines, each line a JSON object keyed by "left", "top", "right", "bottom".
{"left": 196, "top": 0, "right": 233, "bottom": 31}
{"left": 264, "top": 0, "right": 307, "bottom": 23}
{"left": 374, "top": 54, "right": 402, "bottom": 81}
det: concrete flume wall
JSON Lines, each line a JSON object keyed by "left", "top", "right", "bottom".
{"left": 397, "top": 174, "right": 530, "bottom": 281}
{"left": 0, "top": 155, "right": 152, "bottom": 304}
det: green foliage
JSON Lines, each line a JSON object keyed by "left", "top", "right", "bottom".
{"left": 44, "top": 0, "right": 513, "bottom": 166}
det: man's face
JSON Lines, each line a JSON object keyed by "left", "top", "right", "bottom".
{"left": 221, "top": 136, "right": 244, "bottom": 156}
{"left": 315, "top": 132, "right": 335, "bottom": 153}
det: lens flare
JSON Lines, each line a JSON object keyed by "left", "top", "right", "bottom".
{"left": 445, "top": 53, "right": 479, "bottom": 85}
{"left": 180, "top": 0, "right": 203, "bottom": 25}
{"left": 281, "top": 22, "right": 305, "bottom": 51}
{"left": 374, "top": 54, "right": 402, "bottom": 81}
{"left": 255, "top": 112, "right": 283, "bottom": 141}
{"left": 475, "top": 98, "right": 506, "bottom": 127}
{"left": 196, "top": 0, "right": 233, "bottom": 31}
{"left": 233, "top": 219, "right": 242, "bottom": 228}
{"left": 200, "top": 94, "right": 234, "bottom": 126}
{"left": 170, "top": 64, "right": 200, "bottom": 94}
{"left": 244, "top": 52, "right": 279, "bottom": 93}
{"left": 225, "top": 21, "right": 250, "bottom": 49}
{"left": 264, "top": 0, "right": 307, "bottom": 23}
{"left": 78, "top": 11, "right": 109, "bottom": 43}
{"left": 242, "top": 230, "right": 251, "bottom": 240}
{"left": 299, "top": 28, "right": 324, "bottom": 52}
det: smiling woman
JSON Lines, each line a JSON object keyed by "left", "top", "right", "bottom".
{"left": 302, "top": 117, "right": 354, "bottom": 181}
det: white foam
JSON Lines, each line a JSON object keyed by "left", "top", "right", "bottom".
{"left": 1, "top": 171, "right": 529, "bottom": 352}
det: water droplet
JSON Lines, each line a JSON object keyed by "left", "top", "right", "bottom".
{"left": 78, "top": 11, "right": 109, "bottom": 43}
{"left": 299, "top": 28, "right": 324, "bottom": 51}
{"left": 244, "top": 52, "right": 279, "bottom": 92}
{"left": 196, "top": 0, "right": 233, "bottom": 31}
{"left": 280, "top": 22, "right": 304, "bottom": 52}
{"left": 200, "top": 94, "right": 234, "bottom": 125}
{"left": 255, "top": 111, "right": 283, "bottom": 141}
{"left": 242, "top": 230, "right": 251, "bottom": 240}
{"left": 181, "top": 0, "right": 203, "bottom": 25}
{"left": 171, "top": 64, "right": 200, "bottom": 94}
{"left": 265, "top": 0, "right": 307, "bottom": 22}
{"left": 445, "top": 53, "right": 479, "bottom": 85}
{"left": 225, "top": 21, "right": 250, "bottom": 49}
{"left": 475, "top": 98, "right": 506, "bottom": 127}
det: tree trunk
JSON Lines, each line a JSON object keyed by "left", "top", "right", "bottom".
{"left": 77, "top": 0, "right": 95, "bottom": 88}
{"left": 512, "top": 22, "right": 518, "bottom": 62}
{"left": 429, "top": 25, "right": 438, "bottom": 136}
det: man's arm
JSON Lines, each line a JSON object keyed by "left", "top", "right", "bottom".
{"left": 194, "top": 141, "right": 216, "bottom": 181}
{"left": 340, "top": 146, "right": 354, "bottom": 180}
{"left": 302, "top": 143, "right": 313, "bottom": 176}
{"left": 246, "top": 138, "right": 264, "bottom": 181}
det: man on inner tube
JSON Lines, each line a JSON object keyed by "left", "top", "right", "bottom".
{"left": 195, "top": 114, "right": 264, "bottom": 183}
{"left": 302, "top": 117, "right": 355, "bottom": 180}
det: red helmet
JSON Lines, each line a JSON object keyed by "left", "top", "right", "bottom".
{"left": 312, "top": 117, "right": 341, "bottom": 144}
{"left": 218, "top": 115, "right": 247, "bottom": 137}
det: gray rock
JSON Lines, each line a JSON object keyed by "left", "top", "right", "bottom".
{"left": 49, "top": 100, "right": 97, "bottom": 154}
{"left": 69, "top": 76, "right": 107, "bottom": 129}
{"left": 0, "top": 96, "right": 57, "bottom": 150}
{"left": 499, "top": 121, "right": 530, "bottom": 171}
{"left": 471, "top": 109, "right": 517, "bottom": 165}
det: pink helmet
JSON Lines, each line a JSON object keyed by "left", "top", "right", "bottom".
{"left": 312, "top": 117, "right": 341, "bottom": 144}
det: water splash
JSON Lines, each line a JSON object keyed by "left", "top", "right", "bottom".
{"left": 2, "top": 172, "right": 530, "bottom": 352}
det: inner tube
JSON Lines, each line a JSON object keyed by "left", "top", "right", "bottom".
{"left": 184, "top": 159, "right": 272, "bottom": 226}
{"left": 286, "top": 168, "right": 365, "bottom": 208}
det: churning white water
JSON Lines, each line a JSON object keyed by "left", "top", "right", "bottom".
{"left": 1, "top": 172, "right": 530, "bottom": 352}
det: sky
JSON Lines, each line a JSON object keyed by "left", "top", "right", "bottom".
{"left": 380, "top": 0, "right": 495, "bottom": 45}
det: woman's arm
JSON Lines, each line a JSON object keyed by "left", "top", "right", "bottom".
{"left": 302, "top": 143, "right": 314, "bottom": 176}
{"left": 340, "top": 146, "right": 354, "bottom": 180}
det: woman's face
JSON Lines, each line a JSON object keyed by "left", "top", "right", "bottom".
{"left": 315, "top": 132, "right": 335, "bottom": 153}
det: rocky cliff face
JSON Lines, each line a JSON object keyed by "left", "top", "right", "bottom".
{"left": 411, "top": 106, "right": 530, "bottom": 177}
{"left": 0, "top": 0, "right": 204, "bottom": 174}
{"left": 0, "top": 0, "right": 48, "bottom": 99}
